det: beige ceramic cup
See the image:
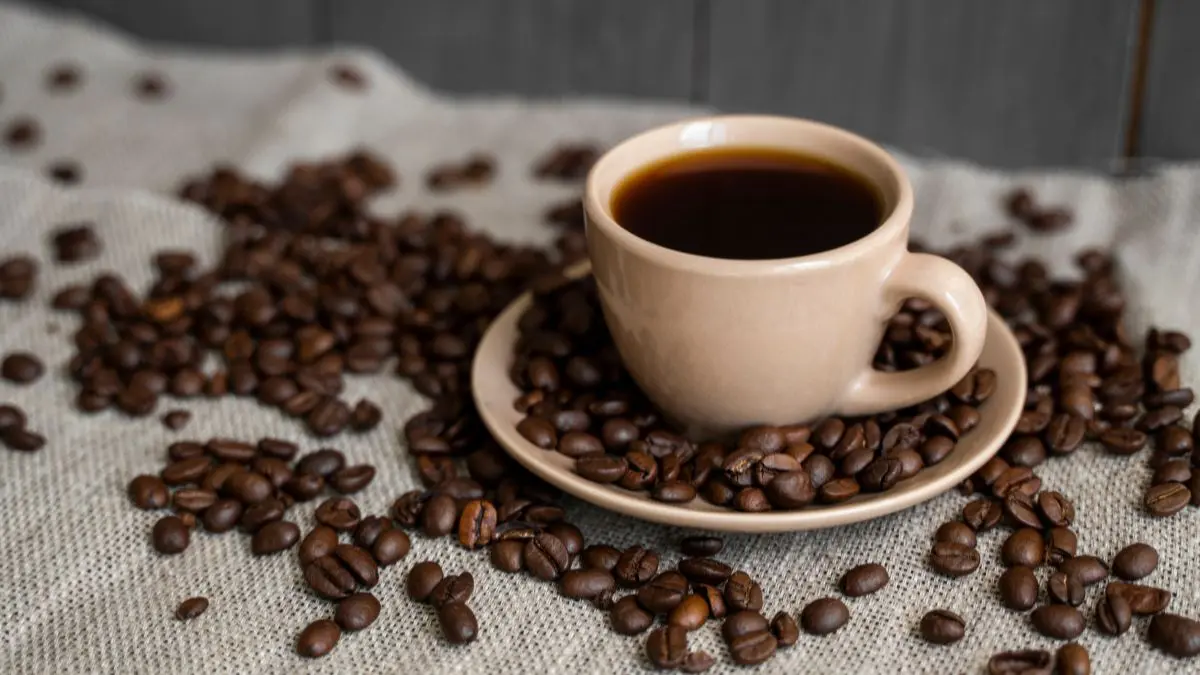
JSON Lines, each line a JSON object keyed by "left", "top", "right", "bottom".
{"left": 584, "top": 115, "right": 989, "bottom": 439}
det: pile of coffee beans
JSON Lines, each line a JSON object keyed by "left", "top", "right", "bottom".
{"left": 128, "top": 437, "right": 379, "bottom": 557}
{"left": 0, "top": 403, "right": 45, "bottom": 452}
{"left": 507, "top": 274, "right": 992, "bottom": 511}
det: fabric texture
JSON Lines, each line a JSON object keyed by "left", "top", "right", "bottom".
{"left": 1, "top": 4, "right": 1199, "bottom": 673}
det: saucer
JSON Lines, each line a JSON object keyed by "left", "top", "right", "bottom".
{"left": 471, "top": 269, "right": 1026, "bottom": 533}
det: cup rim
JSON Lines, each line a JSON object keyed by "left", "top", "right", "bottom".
{"left": 584, "top": 114, "right": 915, "bottom": 275}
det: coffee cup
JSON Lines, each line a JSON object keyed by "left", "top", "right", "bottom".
{"left": 584, "top": 115, "right": 988, "bottom": 438}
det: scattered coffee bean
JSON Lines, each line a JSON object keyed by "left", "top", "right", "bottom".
{"left": 727, "top": 629, "right": 777, "bottom": 666}
{"left": 667, "top": 594, "right": 711, "bottom": 631}
{"left": 299, "top": 526, "right": 339, "bottom": 566}
{"left": 1112, "top": 542, "right": 1158, "bottom": 580}
{"left": 988, "top": 650, "right": 1050, "bottom": 675}
{"left": 840, "top": 563, "right": 889, "bottom": 597}
{"left": 296, "top": 619, "right": 339, "bottom": 658}
{"left": 560, "top": 568, "right": 616, "bottom": 600}
{"left": 1096, "top": 591, "right": 1132, "bottom": 636}
{"left": 50, "top": 223, "right": 101, "bottom": 263}
{"left": 128, "top": 474, "right": 169, "bottom": 509}
{"left": 524, "top": 532, "right": 570, "bottom": 581}
{"left": 305, "top": 545, "right": 378, "bottom": 600}
{"left": 935, "top": 521, "right": 977, "bottom": 548}
{"left": 1047, "top": 571, "right": 1084, "bottom": 607}
{"left": 800, "top": 597, "right": 849, "bottom": 635}
{"left": 770, "top": 611, "right": 799, "bottom": 647}
{"left": 1145, "top": 482, "right": 1191, "bottom": 516}
{"left": 1001, "top": 528, "right": 1045, "bottom": 567}
{"left": 407, "top": 561, "right": 444, "bottom": 603}
{"left": 680, "top": 535, "right": 724, "bottom": 557}
{"left": 252, "top": 520, "right": 300, "bottom": 555}
{"left": 335, "top": 592, "right": 380, "bottom": 631}
{"left": 611, "top": 595, "right": 654, "bottom": 635}
{"left": 420, "top": 493, "right": 458, "bottom": 537}
{"left": 1058, "top": 555, "right": 1109, "bottom": 586}
{"left": 437, "top": 602, "right": 478, "bottom": 644}
{"left": 681, "top": 651, "right": 716, "bottom": 673}
{"left": 4, "top": 117, "right": 40, "bottom": 150}
{"left": 1107, "top": 581, "right": 1171, "bottom": 615}
{"left": 614, "top": 546, "right": 659, "bottom": 587}
{"left": 1, "top": 352, "right": 44, "bottom": 384}
{"left": 175, "top": 597, "right": 208, "bottom": 620}
{"left": 1148, "top": 613, "right": 1200, "bottom": 658}
{"left": 930, "top": 541, "right": 980, "bottom": 577}
{"left": 677, "top": 557, "right": 732, "bottom": 586}
{"left": 1031, "top": 604, "right": 1085, "bottom": 640}
{"left": 723, "top": 571, "right": 763, "bottom": 612}
{"left": 329, "top": 465, "right": 375, "bottom": 494}
{"left": 638, "top": 571, "right": 689, "bottom": 615}
{"left": 920, "top": 609, "right": 965, "bottom": 645}
{"left": 646, "top": 626, "right": 688, "bottom": 669}
{"left": 999, "top": 566, "right": 1039, "bottom": 611}
{"left": 430, "top": 572, "right": 475, "bottom": 607}
{"left": 161, "top": 410, "right": 191, "bottom": 431}
{"left": 152, "top": 515, "right": 189, "bottom": 554}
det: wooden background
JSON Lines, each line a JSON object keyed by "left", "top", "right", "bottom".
{"left": 28, "top": 0, "right": 1197, "bottom": 169}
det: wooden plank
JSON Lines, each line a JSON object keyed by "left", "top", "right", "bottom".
{"left": 1140, "top": 0, "right": 1200, "bottom": 160}
{"left": 38, "top": 0, "right": 317, "bottom": 47}
{"left": 707, "top": 0, "right": 1138, "bottom": 168}
{"left": 329, "top": 0, "right": 696, "bottom": 99}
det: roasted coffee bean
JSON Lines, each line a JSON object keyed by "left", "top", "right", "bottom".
{"left": 560, "top": 568, "right": 616, "bottom": 600}
{"left": 638, "top": 571, "right": 689, "bottom": 614}
{"left": 1048, "top": 571, "right": 1085, "bottom": 607}
{"left": 999, "top": 566, "right": 1039, "bottom": 611}
{"left": 406, "top": 561, "right": 444, "bottom": 602}
{"left": 296, "top": 619, "right": 340, "bottom": 658}
{"left": 919, "top": 436, "right": 956, "bottom": 465}
{"left": 1112, "top": 542, "right": 1158, "bottom": 580}
{"left": 458, "top": 499, "right": 497, "bottom": 549}
{"left": 770, "top": 610, "right": 800, "bottom": 647}
{"left": 152, "top": 515, "right": 189, "bottom": 554}
{"left": 352, "top": 515, "right": 392, "bottom": 549}
{"left": 935, "top": 522, "right": 977, "bottom": 548}
{"left": 1, "top": 353, "right": 44, "bottom": 384}
{"left": 545, "top": 522, "right": 583, "bottom": 557}
{"left": 420, "top": 493, "right": 458, "bottom": 537}
{"left": 329, "top": 465, "right": 375, "bottom": 494}
{"left": 297, "top": 448, "right": 345, "bottom": 477}
{"left": 524, "top": 532, "right": 570, "bottom": 581}
{"left": 490, "top": 539, "right": 525, "bottom": 573}
{"left": 1153, "top": 459, "right": 1193, "bottom": 486}
{"left": 1098, "top": 427, "right": 1148, "bottom": 455}
{"left": 619, "top": 450, "right": 658, "bottom": 490}
{"left": 1037, "top": 492, "right": 1074, "bottom": 527}
{"left": 728, "top": 630, "right": 777, "bottom": 666}
{"left": 335, "top": 592, "right": 380, "bottom": 631}
{"left": 128, "top": 474, "right": 169, "bottom": 509}
{"left": 840, "top": 563, "right": 889, "bottom": 597}
{"left": 1044, "top": 414, "right": 1086, "bottom": 455}
{"left": 205, "top": 438, "right": 255, "bottom": 462}
{"left": 764, "top": 469, "right": 815, "bottom": 508}
{"left": 201, "top": 499, "right": 242, "bottom": 533}
{"left": 1058, "top": 555, "right": 1109, "bottom": 586}
{"left": 252, "top": 520, "right": 300, "bottom": 555}
{"left": 305, "top": 545, "right": 377, "bottom": 599}
{"left": 1002, "top": 528, "right": 1046, "bottom": 567}
{"left": 1107, "top": 581, "right": 1171, "bottom": 615}
{"left": 667, "top": 594, "right": 711, "bottom": 631}
{"left": 988, "top": 650, "right": 1051, "bottom": 674}
{"left": 1002, "top": 436, "right": 1046, "bottom": 467}
{"left": 694, "top": 584, "right": 727, "bottom": 619}
{"left": 614, "top": 546, "right": 659, "bottom": 587}
{"left": 1096, "top": 590, "right": 1133, "bottom": 636}
{"left": 1145, "top": 482, "right": 1191, "bottom": 517}
{"left": 920, "top": 609, "right": 965, "bottom": 645}
{"left": 300, "top": 526, "right": 339, "bottom": 566}
{"left": 575, "top": 455, "right": 627, "bottom": 483}
{"left": 800, "top": 597, "right": 849, "bottom": 635}
{"left": 161, "top": 456, "right": 211, "bottom": 486}
{"left": 678, "top": 558, "right": 732, "bottom": 586}
{"left": 1148, "top": 613, "right": 1200, "bottom": 658}
{"left": 437, "top": 602, "right": 478, "bottom": 645}
{"left": 681, "top": 651, "right": 716, "bottom": 673}
{"left": 963, "top": 499, "right": 1003, "bottom": 531}
{"left": 993, "top": 466, "right": 1040, "bottom": 498}
{"left": 223, "top": 471, "right": 273, "bottom": 504}
{"left": 372, "top": 529, "right": 411, "bottom": 566}
{"left": 724, "top": 571, "right": 763, "bottom": 612}
{"left": 611, "top": 595, "right": 654, "bottom": 635}
{"left": 930, "top": 541, "right": 980, "bottom": 577}
{"left": 175, "top": 597, "right": 208, "bottom": 620}
{"left": 1140, "top": 406, "right": 1184, "bottom": 433}
{"left": 1031, "top": 604, "right": 1085, "bottom": 640}
{"left": 172, "top": 487, "right": 218, "bottom": 513}
{"left": 817, "top": 478, "right": 859, "bottom": 504}
{"left": 239, "top": 499, "right": 285, "bottom": 532}
{"left": 430, "top": 572, "right": 474, "bottom": 607}
{"left": 645, "top": 626, "right": 688, "bottom": 669}
{"left": 653, "top": 480, "right": 697, "bottom": 503}
{"left": 723, "top": 610, "right": 769, "bottom": 642}
{"left": 1046, "top": 527, "right": 1077, "bottom": 566}
{"left": 582, "top": 544, "right": 622, "bottom": 571}
{"left": 1159, "top": 425, "right": 1195, "bottom": 457}
{"left": 280, "top": 472, "right": 322, "bottom": 501}
{"left": 517, "top": 417, "right": 557, "bottom": 449}
{"left": 1003, "top": 493, "right": 1043, "bottom": 529}
{"left": 315, "top": 497, "right": 362, "bottom": 531}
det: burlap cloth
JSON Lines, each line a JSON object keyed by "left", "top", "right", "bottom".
{"left": 1, "top": 4, "right": 1198, "bottom": 673}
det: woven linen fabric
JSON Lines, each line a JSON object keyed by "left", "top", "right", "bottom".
{"left": 2, "top": 4, "right": 1199, "bottom": 674}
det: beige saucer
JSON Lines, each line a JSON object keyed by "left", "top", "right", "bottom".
{"left": 472, "top": 271, "right": 1026, "bottom": 533}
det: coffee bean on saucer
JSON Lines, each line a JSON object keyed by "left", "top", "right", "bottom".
{"left": 800, "top": 598, "right": 849, "bottom": 635}
{"left": 920, "top": 609, "right": 965, "bottom": 645}
{"left": 296, "top": 619, "right": 339, "bottom": 658}
{"left": 1148, "top": 613, "right": 1200, "bottom": 658}
{"left": 1112, "top": 543, "right": 1158, "bottom": 580}
{"left": 840, "top": 563, "right": 889, "bottom": 597}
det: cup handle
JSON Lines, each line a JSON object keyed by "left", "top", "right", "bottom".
{"left": 839, "top": 252, "right": 989, "bottom": 416}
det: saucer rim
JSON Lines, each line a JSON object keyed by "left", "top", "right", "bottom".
{"left": 471, "top": 276, "right": 1026, "bottom": 534}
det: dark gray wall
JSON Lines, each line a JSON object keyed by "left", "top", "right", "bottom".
{"left": 34, "top": 0, "right": 1179, "bottom": 169}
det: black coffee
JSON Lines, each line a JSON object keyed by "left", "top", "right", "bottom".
{"left": 611, "top": 147, "right": 883, "bottom": 260}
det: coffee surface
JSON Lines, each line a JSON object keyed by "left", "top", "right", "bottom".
{"left": 610, "top": 147, "right": 882, "bottom": 260}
